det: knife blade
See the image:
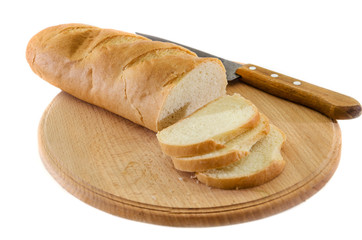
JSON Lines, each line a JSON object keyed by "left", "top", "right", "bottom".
{"left": 135, "top": 33, "right": 241, "bottom": 81}
{"left": 136, "top": 32, "right": 361, "bottom": 120}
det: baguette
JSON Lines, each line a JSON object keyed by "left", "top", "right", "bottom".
{"left": 196, "top": 125, "right": 286, "bottom": 189}
{"left": 26, "top": 24, "right": 227, "bottom": 131}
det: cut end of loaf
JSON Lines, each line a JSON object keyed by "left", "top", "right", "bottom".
{"left": 157, "top": 59, "right": 227, "bottom": 130}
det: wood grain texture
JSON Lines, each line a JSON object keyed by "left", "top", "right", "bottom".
{"left": 38, "top": 82, "right": 341, "bottom": 227}
{"left": 236, "top": 64, "right": 361, "bottom": 119}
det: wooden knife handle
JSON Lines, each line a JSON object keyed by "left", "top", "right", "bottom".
{"left": 235, "top": 64, "right": 361, "bottom": 119}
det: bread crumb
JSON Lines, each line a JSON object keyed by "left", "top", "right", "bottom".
{"left": 196, "top": 180, "right": 199, "bottom": 184}
{"left": 190, "top": 175, "right": 196, "bottom": 179}
{"left": 178, "top": 177, "right": 183, "bottom": 181}
{"left": 151, "top": 195, "right": 156, "bottom": 200}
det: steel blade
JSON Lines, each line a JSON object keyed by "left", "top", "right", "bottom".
{"left": 136, "top": 32, "right": 242, "bottom": 81}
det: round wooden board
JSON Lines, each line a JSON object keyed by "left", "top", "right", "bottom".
{"left": 38, "top": 82, "right": 341, "bottom": 227}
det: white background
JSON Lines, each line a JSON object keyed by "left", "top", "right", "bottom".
{"left": 1, "top": 0, "right": 361, "bottom": 239}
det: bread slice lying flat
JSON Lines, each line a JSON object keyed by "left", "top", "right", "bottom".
{"left": 156, "top": 94, "right": 260, "bottom": 157}
{"left": 171, "top": 113, "right": 270, "bottom": 172}
{"left": 196, "top": 125, "right": 286, "bottom": 189}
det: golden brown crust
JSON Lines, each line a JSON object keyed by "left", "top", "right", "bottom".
{"left": 159, "top": 139, "right": 226, "bottom": 158}
{"left": 172, "top": 150, "right": 245, "bottom": 172}
{"left": 26, "top": 23, "right": 219, "bottom": 132}
{"left": 196, "top": 158, "right": 285, "bottom": 189}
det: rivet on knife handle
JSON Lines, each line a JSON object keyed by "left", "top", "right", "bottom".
{"left": 236, "top": 64, "right": 361, "bottom": 119}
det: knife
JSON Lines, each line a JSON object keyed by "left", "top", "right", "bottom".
{"left": 136, "top": 32, "right": 361, "bottom": 120}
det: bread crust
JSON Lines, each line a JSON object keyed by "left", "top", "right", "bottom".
{"left": 26, "top": 23, "right": 224, "bottom": 131}
{"left": 195, "top": 158, "right": 286, "bottom": 189}
{"left": 159, "top": 139, "right": 226, "bottom": 159}
{"left": 172, "top": 150, "right": 245, "bottom": 172}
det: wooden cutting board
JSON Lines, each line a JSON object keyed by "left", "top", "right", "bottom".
{"left": 38, "top": 82, "right": 341, "bottom": 227}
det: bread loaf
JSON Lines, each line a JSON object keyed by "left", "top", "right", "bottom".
{"left": 26, "top": 24, "right": 227, "bottom": 131}
{"left": 28, "top": 24, "right": 287, "bottom": 190}
{"left": 156, "top": 94, "right": 260, "bottom": 157}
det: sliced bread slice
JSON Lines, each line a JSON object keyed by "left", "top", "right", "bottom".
{"left": 196, "top": 125, "right": 286, "bottom": 189}
{"left": 156, "top": 94, "right": 260, "bottom": 157}
{"left": 171, "top": 113, "right": 270, "bottom": 172}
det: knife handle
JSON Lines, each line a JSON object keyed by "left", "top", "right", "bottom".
{"left": 235, "top": 64, "right": 361, "bottom": 119}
